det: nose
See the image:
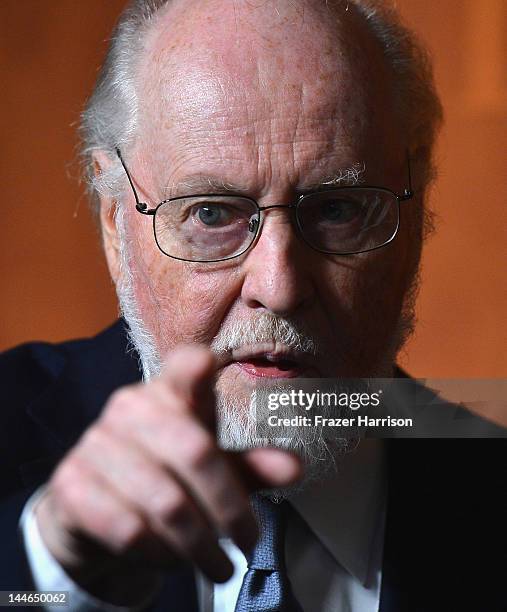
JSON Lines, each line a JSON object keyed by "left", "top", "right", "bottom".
{"left": 240, "top": 210, "right": 315, "bottom": 317}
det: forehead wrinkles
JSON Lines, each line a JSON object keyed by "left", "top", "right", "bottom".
{"left": 138, "top": 0, "right": 384, "bottom": 115}
{"left": 141, "top": 30, "right": 351, "bottom": 127}
{"left": 141, "top": 56, "right": 369, "bottom": 164}
{"left": 136, "top": 0, "right": 394, "bottom": 181}
{"left": 147, "top": 81, "right": 356, "bottom": 191}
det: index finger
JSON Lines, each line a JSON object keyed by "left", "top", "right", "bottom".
{"left": 160, "top": 345, "right": 217, "bottom": 431}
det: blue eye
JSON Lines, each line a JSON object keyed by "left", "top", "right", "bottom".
{"left": 198, "top": 206, "right": 222, "bottom": 225}
{"left": 321, "top": 200, "right": 358, "bottom": 223}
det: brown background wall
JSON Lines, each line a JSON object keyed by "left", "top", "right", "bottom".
{"left": 1, "top": 1, "right": 506, "bottom": 378}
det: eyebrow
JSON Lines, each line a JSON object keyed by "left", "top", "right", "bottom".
{"left": 304, "top": 162, "right": 366, "bottom": 191}
{"left": 162, "top": 176, "right": 248, "bottom": 198}
{"left": 161, "top": 162, "right": 366, "bottom": 198}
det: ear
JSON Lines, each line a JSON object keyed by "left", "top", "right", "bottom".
{"left": 93, "top": 151, "right": 121, "bottom": 285}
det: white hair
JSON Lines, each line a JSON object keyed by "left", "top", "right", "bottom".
{"left": 80, "top": 0, "right": 442, "bottom": 219}
{"left": 115, "top": 204, "right": 161, "bottom": 381}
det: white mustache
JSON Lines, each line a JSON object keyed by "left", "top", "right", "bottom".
{"left": 210, "top": 313, "right": 318, "bottom": 356}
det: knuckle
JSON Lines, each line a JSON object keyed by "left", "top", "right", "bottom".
{"left": 51, "top": 457, "right": 83, "bottom": 499}
{"left": 112, "top": 385, "right": 139, "bottom": 404}
{"left": 102, "top": 388, "right": 149, "bottom": 430}
{"left": 56, "top": 477, "right": 87, "bottom": 516}
{"left": 182, "top": 432, "right": 215, "bottom": 471}
{"left": 106, "top": 387, "right": 139, "bottom": 417}
{"left": 149, "top": 487, "right": 189, "bottom": 526}
{"left": 109, "top": 514, "right": 145, "bottom": 553}
{"left": 81, "top": 424, "right": 109, "bottom": 449}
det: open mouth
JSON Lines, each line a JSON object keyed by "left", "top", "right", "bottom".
{"left": 235, "top": 355, "right": 304, "bottom": 378}
{"left": 214, "top": 342, "right": 317, "bottom": 379}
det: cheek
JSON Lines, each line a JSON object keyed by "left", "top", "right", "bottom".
{"left": 359, "top": 245, "right": 413, "bottom": 318}
{"left": 317, "top": 246, "right": 412, "bottom": 353}
{"left": 349, "top": 244, "right": 416, "bottom": 368}
{"left": 123, "top": 198, "right": 246, "bottom": 354}
{"left": 132, "top": 256, "right": 243, "bottom": 351}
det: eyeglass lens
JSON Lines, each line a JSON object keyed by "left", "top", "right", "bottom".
{"left": 154, "top": 195, "right": 259, "bottom": 262}
{"left": 153, "top": 189, "right": 399, "bottom": 262}
{"left": 297, "top": 188, "right": 398, "bottom": 254}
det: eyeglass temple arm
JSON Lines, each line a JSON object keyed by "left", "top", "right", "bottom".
{"left": 115, "top": 146, "right": 414, "bottom": 210}
{"left": 399, "top": 151, "right": 414, "bottom": 202}
{"left": 115, "top": 148, "right": 155, "bottom": 215}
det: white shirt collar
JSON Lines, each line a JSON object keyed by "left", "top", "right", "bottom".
{"left": 289, "top": 438, "right": 387, "bottom": 585}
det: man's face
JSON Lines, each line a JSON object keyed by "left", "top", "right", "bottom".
{"left": 105, "top": 1, "right": 421, "bottom": 409}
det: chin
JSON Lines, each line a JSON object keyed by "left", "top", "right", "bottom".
{"left": 215, "top": 388, "right": 353, "bottom": 499}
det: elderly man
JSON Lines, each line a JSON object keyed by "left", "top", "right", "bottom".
{"left": 0, "top": 0, "right": 505, "bottom": 611}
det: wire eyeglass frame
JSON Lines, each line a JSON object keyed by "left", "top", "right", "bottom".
{"left": 115, "top": 148, "right": 414, "bottom": 263}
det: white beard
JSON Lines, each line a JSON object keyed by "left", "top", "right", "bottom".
{"left": 114, "top": 207, "right": 416, "bottom": 499}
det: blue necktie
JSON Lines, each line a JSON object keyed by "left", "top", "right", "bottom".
{"left": 234, "top": 495, "right": 303, "bottom": 612}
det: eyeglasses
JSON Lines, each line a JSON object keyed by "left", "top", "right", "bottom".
{"left": 116, "top": 149, "right": 414, "bottom": 263}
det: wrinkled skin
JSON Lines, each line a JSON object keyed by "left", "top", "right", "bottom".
{"left": 36, "top": 0, "right": 424, "bottom": 604}
{"left": 102, "top": 0, "right": 422, "bottom": 401}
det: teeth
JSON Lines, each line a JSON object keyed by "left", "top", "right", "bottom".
{"left": 265, "top": 356, "right": 286, "bottom": 364}
{"left": 244, "top": 356, "right": 298, "bottom": 368}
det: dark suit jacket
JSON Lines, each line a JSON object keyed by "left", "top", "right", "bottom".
{"left": 1, "top": 320, "right": 505, "bottom": 611}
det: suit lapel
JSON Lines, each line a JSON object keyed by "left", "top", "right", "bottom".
{"left": 25, "top": 320, "right": 141, "bottom": 451}
{"left": 378, "top": 441, "right": 414, "bottom": 612}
